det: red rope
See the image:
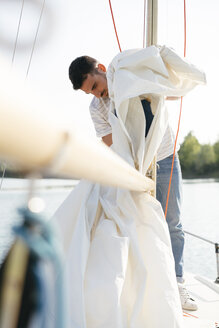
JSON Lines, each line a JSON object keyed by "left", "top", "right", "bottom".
{"left": 183, "top": 311, "right": 199, "bottom": 319}
{"left": 108, "top": 0, "right": 187, "bottom": 216}
{"left": 165, "top": 0, "right": 187, "bottom": 218}
{"left": 108, "top": 0, "right": 122, "bottom": 52}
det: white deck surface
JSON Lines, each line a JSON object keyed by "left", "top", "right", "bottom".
{"left": 183, "top": 273, "right": 219, "bottom": 328}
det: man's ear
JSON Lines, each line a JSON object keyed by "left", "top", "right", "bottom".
{"left": 97, "top": 63, "right": 106, "bottom": 72}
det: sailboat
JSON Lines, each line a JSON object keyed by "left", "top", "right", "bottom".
{"left": 0, "top": 0, "right": 218, "bottom": 327}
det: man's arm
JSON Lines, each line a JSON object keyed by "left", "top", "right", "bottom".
{"left": 166, "top": 96, "right": 181, "bottom": 100}
{"left": 102, "top": 133, "right": 112, "bottom": 147}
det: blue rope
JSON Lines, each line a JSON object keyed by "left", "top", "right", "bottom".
{"left": 13, "top": 207, "right": 65, "bottom": 328}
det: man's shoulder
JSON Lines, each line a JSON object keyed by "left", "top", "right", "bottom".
{"left": 89, "top": 96, "right": 110, "bottom": 113}
{"left": 89, "top": 96, "right": 100, "bottom": 110}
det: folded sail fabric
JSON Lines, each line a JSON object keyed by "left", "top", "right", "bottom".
{"left": 52, "top": 46, "right": 206, "bottom": 328}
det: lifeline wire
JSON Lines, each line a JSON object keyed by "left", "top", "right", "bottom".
{"left": 0, "top": 164, "right": 6, "bottom": 190}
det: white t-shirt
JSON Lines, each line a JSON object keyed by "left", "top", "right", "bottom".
{"left": 89, "top": 96, "right": 178, "bottom": 162}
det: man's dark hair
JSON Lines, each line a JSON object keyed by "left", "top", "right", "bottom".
{"left": 68, "top": 56, "right": 98, "bottom": 90}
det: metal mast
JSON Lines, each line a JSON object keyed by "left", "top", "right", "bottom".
{"left": 145, "top": 0, "right": 158, "bottom": 196}
{"left": 146, "top": 0, "right": 158, "bottom": 47}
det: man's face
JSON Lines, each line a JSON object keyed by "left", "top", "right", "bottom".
{"left": 81, "top": 67, "right": 108, "bottom": 98}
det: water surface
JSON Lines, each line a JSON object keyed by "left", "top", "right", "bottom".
{"left": 0, "top": 178, "right": 218, "bottom": 281}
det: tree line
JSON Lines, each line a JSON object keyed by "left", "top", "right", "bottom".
{"left": 178, "top": 132, "right": 219, "bottom": 178}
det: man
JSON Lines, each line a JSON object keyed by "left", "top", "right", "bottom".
{"left": 68, "top": 55, "right": 197, "bottom": 311}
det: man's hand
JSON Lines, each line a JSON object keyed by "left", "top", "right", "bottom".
{"left": 166, "top": 96, "right": 181, "bottom": 101}
{"left": 102, "top": 133, "right": 112, "bottom": 147}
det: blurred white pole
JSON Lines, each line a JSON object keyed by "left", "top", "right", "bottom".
{"left": 0, "top": 59, "right": 154, "bottom": 192}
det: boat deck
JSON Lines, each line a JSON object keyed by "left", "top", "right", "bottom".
{"left": 183, "top": 273, "right": 219, "bottom": 328}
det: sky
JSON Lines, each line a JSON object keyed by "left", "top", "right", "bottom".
{"left": 0, "top": 0, "right": 219, "bottom": 145}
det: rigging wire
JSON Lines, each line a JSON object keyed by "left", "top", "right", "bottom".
{"left": 165, "top": 0, "right": 186, "bottom": 218}
{"left": 11, "top": 0, "right": 46, "bottom": 77}
{"left": 1, "top": 0, "right": 46, "bottom": 188}
{"left": 2, "top": 0, "right": 26, "bottom": 185}
{"left": 143, "top": 0, "right": 147, "bottom": 48}
{"left": 26, "top": 0, "right": 46, "bottom": 77}
{"left": 108, "top": 0, "right": 122, "bottom": 52}
{"left": 183, "top": 0, "right": 187, "bottom": 57}
{"left": 12, "top": 0, "right": 26, "bottom": 65}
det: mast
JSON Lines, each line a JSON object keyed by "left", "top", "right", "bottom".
{"left": 146, "top": 0, "right": 158, "bottom": 47}
{"left": 145, "top": 0, "right": 158, "bottom": 196}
